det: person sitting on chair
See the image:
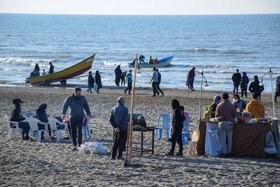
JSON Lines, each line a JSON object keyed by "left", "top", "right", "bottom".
{"left": 35, "top": 103, "right": 52, "bottom": 139}
{"left": 10, "top": 98, "right": 30, "bottom": 140}
{"left": 245, "top": 92, "right": 265, "bottom": 118}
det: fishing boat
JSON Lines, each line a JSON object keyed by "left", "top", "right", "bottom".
{"left": 128, "top": 55, "right": 174, "bottom": 68}
{"left": 26, "top": 54, "right": 95, "bottom": 85}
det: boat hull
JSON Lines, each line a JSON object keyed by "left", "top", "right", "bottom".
{"left": 129, "top": 56, "right": 174, "bottom": 68}
{"left": 26, "top": 54, "right": 95, "bottom": 85}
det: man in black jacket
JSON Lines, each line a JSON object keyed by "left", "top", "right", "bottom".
{"left": 61, "top": 87, "right": 93, "bottom": 151}
{"left": 109, "top": 96, "right": 129, "bottom": 160}
{"left": 167, "top": 99, "right": 184, "bottom": 156}
{"left": 232, "top": 69, "right": 241, "bottom": 95}
{"left": 249, "top": 75, "right": 264, "bottom": 101}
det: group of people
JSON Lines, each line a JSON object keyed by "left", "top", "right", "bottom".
{"left": 30, "top": 62, "right": 54, "bottom": 77}
{"left": 87, "top": 70, "right": 102, "bottom": 94}
{"left": 209, "top": 91, "right": 265, "bottom": 157}
{"left": 232, "top": 69, "right": 264, "bottom": 100}
{"left": 10, "top": 87, "right": 94, "bottom": 151}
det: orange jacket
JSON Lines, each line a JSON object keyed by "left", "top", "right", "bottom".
{"left": 245, "top": 99, "right": 265, "bottom": 118}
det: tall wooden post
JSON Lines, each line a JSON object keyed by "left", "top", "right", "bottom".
{"left": 126, "top": 54, "right": 138, "bottom": 165}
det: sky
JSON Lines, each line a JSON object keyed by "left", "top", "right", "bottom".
{"left": 0, "top": 0, "right": 280, "bottom": 15}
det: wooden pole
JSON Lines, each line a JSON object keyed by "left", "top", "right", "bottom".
{"left": 126, "top": 54, "right": 138, "bottom": 166}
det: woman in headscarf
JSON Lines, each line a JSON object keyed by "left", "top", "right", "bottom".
{"left": 95, "top": 70, "right": 102, "bottom": 94}
{"left": 10, "top": 98, "right": 30, "bottom": 139}
{"left": 241, "top": 72, "right": 249, "bottom": 98}
{"left": 232, "top": 94, "right": 243, "bottom": 112}
{"left": 167, "top": 99, "right": 184, "bottom": 156}
{"left": 35, "top": 103, "right": 51, "bottom": 138}
{"left": 87, "top": 71, "right": 94, "bottom": 93}
{"left": 210, "top": 96, "right": 221, "bottom": 118}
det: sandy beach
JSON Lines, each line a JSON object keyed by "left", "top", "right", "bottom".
{"left": 0, "top": 84, "right": 280, "bottom": 186}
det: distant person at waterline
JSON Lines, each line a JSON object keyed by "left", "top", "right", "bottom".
{"left": 124, "top": 70, "right": 132, "bottom": 95}
{"left": 241, "top": 72, "right": 249, "bottom": 98}
{"left": 232, "top": 69, "right": 241, "bottom": 95}
{"left": 87, "top": 71, "right": 94, "bottom": 94}
{"left": 114, "top": 65, "right": 122, "bottom": 86}
{"left": 186, "top": 67, "right": 195, "bottom": 91}
{"left": 95, "top": 70, "right": 102, "bottom": 94}
{"left": 156, "top": 68, "right": 164, "bottom": 96}
{"left": 49, "top": 61, "right": 54, "bottom": 74}
{"left": 249, "top": 75, "right": 264, "bottom": 101}
{"left": 120, "top": 71, "right": 126, "bottom": 86}
{"left": 150, "top": 67, "right": 159, "bottom": 97}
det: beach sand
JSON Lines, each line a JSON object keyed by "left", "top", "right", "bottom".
{"left": 0, "top": 84, "right": 280, "bottom": 186}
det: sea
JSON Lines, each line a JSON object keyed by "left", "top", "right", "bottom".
{"left": 0, "top": 13, "right": 280, "bottom": 92}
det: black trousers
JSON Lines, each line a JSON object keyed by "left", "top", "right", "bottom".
{"left": 156, "top": 82, "right": 164, "bottom": 95}
{"left": 170, "top": 129, "right": 183, "bottom": 153}
{"left": 70, "top": 117, "right": 83, "bottom": 146}
{"left": 112, "top": 130, "right": 127, "bottom": 158}
{"left": 125, "top": 82, "right": 132, "bottom": 94}
{"left": 241, "top": 87, "right": 248, "bottom": 97}
{"left": 115, "top": 76, "right": 120, "bottom": 86}
{"left": 233, "top": 83, "right": 239, "bottom": 95}
{"left": 152, "top": 82, "right": 159, "bottom": 96}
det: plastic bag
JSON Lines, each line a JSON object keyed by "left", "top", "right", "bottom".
{"left": 80, "top": 142, "right": 108, "bottom": 155}
{"left": 205, "top": 123, "right": 222, "bottom": 157}
{"left": 264, "top": 131, "right": 277, "bottom": 154}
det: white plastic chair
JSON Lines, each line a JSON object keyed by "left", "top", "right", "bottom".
{"left": 5, "top": 115, "right": 23, "bottom": 140}
{"left": 155, "top": 114, "right": 172, "bottom": 140}
{"left": 48, "top": 117, "right": 71, "bottom": 143}
{"left": 28, "top": 117, "right": 50, "bottom": 142}
{"left": 82, "top": 115, "right": 90, "bottom": 140}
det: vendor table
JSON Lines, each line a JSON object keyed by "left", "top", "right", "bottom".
{"left": 196, "top": 122, "right": 272, "bottom": 158}
{"left": 133, "top": 127, "right": 155, "bottom": 155}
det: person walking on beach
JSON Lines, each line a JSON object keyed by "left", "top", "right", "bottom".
{"left": 10, "top": 98, "right": 30, "bottom": 140}
{"left": 87, "top": 71, "right": 94, "bottom": 93}
{"left": 114, "top": 65, "right": 122, "bottom": 86}
{"left": 249, "top": 75, "right": 264, "bottom": 101}
{"left": 49, "top": 62, "right": 54, "bottom": 74}
{"left": 215, "top": 93, "right": 236, "bottom": 157}
{"left": 240, "top": 72, "right": 249, "bottom": 98}
{"left": 167, "top": 99, "right": 184, "bottom": 156}
{"left": 186, "top": 67, "right": 195, "bottom": 91}
{"left": 120, "top": 71, "right": 126, "bottom": 86}
{"left": 95, "top": 70, "right": 102, "bottom": 94}
{"left": 109, "top": 96, "right": 129, "bottom": 160}
{"left": 150, "top": 67, "right": 159, "bottom": 97}
{"left": 124, "top": 70, "right": 132, "bottom": 95}
{"left": 232, "top": 69, "right": 241, "bottom": 95}
{"left": 61, "top": 87, "right": 93, "bottom": 151}
{"left": 156, "top": 68, "right": 164, "bottom": 96}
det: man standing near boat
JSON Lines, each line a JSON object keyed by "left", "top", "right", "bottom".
{"left": 49, "top": 61, "right": 54, "bottom": 74}
{"left": 114, "top": 65, "right": 122, "bottom": 86}
{"left": 156, "top": 68, "right": 164, "bottom": 96}
{"left": 150, "top": 67, "right": 159, "bottom": 97}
